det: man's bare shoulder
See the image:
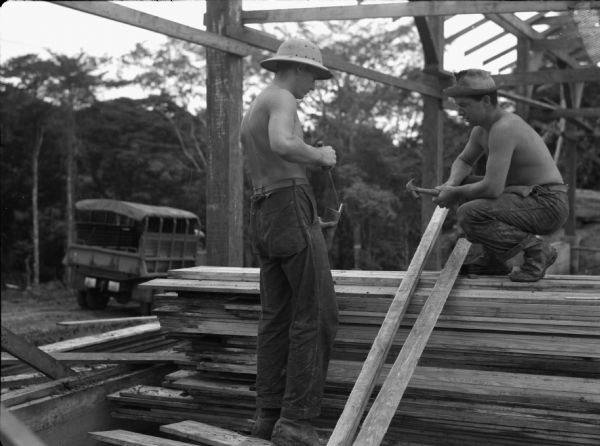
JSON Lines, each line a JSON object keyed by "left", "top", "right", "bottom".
{"left": 254, "top": 85, "right": 296, "bottom": 109}
{"left": 490, "top": 111, "right": 524, "bottom": 134}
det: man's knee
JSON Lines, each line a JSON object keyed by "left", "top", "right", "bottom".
{"left": 456, "top": 201, "right": 477, "bottom": 232}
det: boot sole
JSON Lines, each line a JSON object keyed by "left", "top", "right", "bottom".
{"left": 509, "top": 248, "right": 558, "bottom": 282}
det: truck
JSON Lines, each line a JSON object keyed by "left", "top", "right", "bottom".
{"left": 65, "top": 199, "right": 202, "bottom": 315}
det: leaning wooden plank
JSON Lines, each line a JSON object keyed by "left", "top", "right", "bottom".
{"left": 1, "top": 352, "right": 186, "bottom": 366}
{"left": 1, "top": 322, "right": 160, "bottom": 362}
{"left": 353, "top": 238, "right": 471, "bottom": 445}
{"left": 57, "top": 316, "right": 157, "bottom": 326}
{"left": 89, "top": 429, "right": 197, "bottom": 446}
{"left": 0, "top": 404, "right": 48, "bottom": 446}
{"left": 1, "top": 326, "right": 76, "bottom": 379}
{"left": 327, "top": 206, "right": 448, "bottom": 446}
{"left": 161, "top": 420, "right": 274, "bottom": 445}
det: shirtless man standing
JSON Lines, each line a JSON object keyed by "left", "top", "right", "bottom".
{"left": 433, "top": 69, "right": 569, "bottom": 282}
{"left": 240, "top": 38, "right": 338, "bottom": 446}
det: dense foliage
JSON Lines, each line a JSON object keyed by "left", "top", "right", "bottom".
{"left": 1, "top": 24, "right": 598, "bottom": 286}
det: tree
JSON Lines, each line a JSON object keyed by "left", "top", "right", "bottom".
{"left": 1, "top": 52, "right": 118, "bottom": 286}
{"left": 121, "top": 40, "right": 209, "bottom": 176}
{"left": 2, "top": 56, "right": 58, "bottom": 288}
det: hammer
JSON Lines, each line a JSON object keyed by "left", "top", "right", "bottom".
{"left": 406, "top": 178, "right": 440, "bottom": 199}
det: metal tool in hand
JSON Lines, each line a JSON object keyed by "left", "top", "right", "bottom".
{"left": 406, "top": 178, "right": 440, "bottom": 199}
{"left": 317, "top": 141, "right": 343, "bottom": 249}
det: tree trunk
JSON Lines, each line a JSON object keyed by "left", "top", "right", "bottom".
{"left": 353, "top": 222, "right": 362, "bottom": 269}
{"left": 31, "top": 124, "right": 45, "bottom": 289}
{"left": 64, "top": 106, "right": 77, "bottom": 284}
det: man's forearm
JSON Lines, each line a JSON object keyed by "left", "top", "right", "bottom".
{"left": 275, "top": 138, "right": 324, "bottom": 166}
{"left": 445, "top": 158, "right": 472, "bottom": 186}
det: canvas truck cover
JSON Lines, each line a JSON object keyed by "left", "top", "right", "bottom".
{"left": 76, "top": 199, "right": 199, "bottom": 221}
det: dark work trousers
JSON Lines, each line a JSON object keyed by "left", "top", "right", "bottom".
{"left": 250, "top": 182, "right": 339, "bottom": 420}
{"left": 456, "top": 184, "right": 569, "bottom": 262}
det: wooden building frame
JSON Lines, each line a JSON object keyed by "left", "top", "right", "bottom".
{"left": 52, "top": 0, "right": 600, "bottom": 268}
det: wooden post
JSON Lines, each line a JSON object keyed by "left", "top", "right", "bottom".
{"left": 205, "top": 0, "right": 244, "bottom": 266}
{"left": 418, "top": 15, "right": 444, "bottom": 270}
{"left": 327, "top": 206, "right": 448, "bottom": 446}
{"left": 563, "top": 82, "right": 583, "bottom": 274}
{"left": 515, "top": 37, "right": 532, "bottom": 119}
{"left": 353, "top": 238, "right": 471, "bottom": 445}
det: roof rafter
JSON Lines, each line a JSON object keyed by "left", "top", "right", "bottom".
{"left": 445, "top": 17, "right": 486, "bottom": 44}
{"left": 242, "top": 1, "right": 591, "bottom": 23}
{"left": 48, "top": 0, "right": 441, "bottom": 98}
{"left": 493, "top": 67, "right": 600, "bottom": 87}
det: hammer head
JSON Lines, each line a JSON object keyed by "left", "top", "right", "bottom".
{"left": 406, "top": 178, "right": 421, "bottom": 199}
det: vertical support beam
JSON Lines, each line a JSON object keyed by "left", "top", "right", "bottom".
{"left": 205, "top": 0, "right": 244, "bottom": 266}
{"left": 419, "top": 15, "right": 445, "bottom": 269}
{"left": 515, "top": 37, "right": 532, "bottom": 119}
{"left": 563, "top": 82, "right": 584, "bottom": 274}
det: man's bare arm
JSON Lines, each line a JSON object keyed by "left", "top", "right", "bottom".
{"left": 444, "top": 128, "right": 483, "bottom": 186}
{"left": 268, "top": 91, "right": 335, "bottom": 167}
{"left": 455, "top": 122, "right": 515, "bottom": 200}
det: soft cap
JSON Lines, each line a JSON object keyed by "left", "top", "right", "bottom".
{"left": 444, "top": 69, "right": 497, "bottom": 97}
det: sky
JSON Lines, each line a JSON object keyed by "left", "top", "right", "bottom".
{"left": 0, "top": 0, "right": 531, "bottom": 75}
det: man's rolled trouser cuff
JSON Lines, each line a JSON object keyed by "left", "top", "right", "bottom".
{"left": 497, "top": 234, "right": 539, "bottom": 262}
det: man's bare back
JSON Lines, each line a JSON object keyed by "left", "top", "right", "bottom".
{"left": 473, "top": 110, "right": 563, "bottom": 187}
{"left": 241, "top": 86, "right": 308, "bottom": 189}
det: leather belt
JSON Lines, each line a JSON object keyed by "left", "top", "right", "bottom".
{"left": 540, "top": 183, "right": 568, "bottom": 192}
{"left": 253, "top": 177, "right": 309, "bottom": 195}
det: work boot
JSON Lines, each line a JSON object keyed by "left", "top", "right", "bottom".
{"left": 251, "top": 408, "right": 281, "bottom": 440}
{"left": 460, "top": 250, "right": 511, "bottom": 276}
{"left": 271, "top": 417, "right": 323, "bottom": 446}
{"left": 509, "top": 240, "right": 557, "bottom": 282}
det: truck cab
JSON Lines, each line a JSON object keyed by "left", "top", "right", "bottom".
{"left": 65, "top": 199, "right": 202, "bottom": 315}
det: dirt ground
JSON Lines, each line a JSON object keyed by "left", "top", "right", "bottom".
{"left": 1, "top": 281, "right": 146, "bottom": 347}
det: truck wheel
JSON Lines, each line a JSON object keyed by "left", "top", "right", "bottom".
{"left": 85, "top": 290, "right": 110, "bottom": 310}
{"left": 77, "top": 291, "right": 88, "bottom": 309}
{"left": 139, "top": 302, "right": 153, "bottom": 316}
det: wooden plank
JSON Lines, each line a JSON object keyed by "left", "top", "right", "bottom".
{"left": 538, "top": 108, "right": 600, "bottom": 119}
{"left": 57, "top": 316, "right": 157, "bottom": 326}
{"left": 51, "top": 1, "right": 255, "bottom": 56}
{"left": 353, "top": 238, "right": 471, "bottom": 445}
{"left": 1, "top": 322, "right": 161, "bottom": 363}
{"left": 241, "top": 2, "right": 584, "bottom": 23}
{"left": 1, "top": 326, "right": 76, "bottom": 380}
{"left": 445, "top": 17, "right": 487, "bottom": 44}
{"left": 161, "top": 420, "right": 274, "bottom": 445}
{"left": 1, "top": 352, "right": 186, "bottom": 366}
{"left": 89, "top": 429, "right": 198, "bottom": 446}
{"left": 326, "top": 206, "right": 448, "bottom": 446}
{"left": 493, "top": 67, "right": 600, "bottom": 87}
{"left": 0, "top": 404, "right": 48, "bottom": 446}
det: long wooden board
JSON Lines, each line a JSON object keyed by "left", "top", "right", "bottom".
{"left": 1, "top": 326, "right": 76, "bottom": 379}
{"left": 161, "top": 420, "right": 274, "bottom": 446}
{"left": 327, "top": 206, "right": 448, "bottom": 446}
{"left": 353, "top": 238, "right": 470, "bottom": 445}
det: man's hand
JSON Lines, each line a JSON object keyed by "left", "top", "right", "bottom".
{"left": 318, "top": 216, "right": 338, "bottom": 229}
{"left": 318, "top": 145, "right": 337, "bottom": 169}
{"left": 432, "top": 185, "right": 459, "bottom": 208}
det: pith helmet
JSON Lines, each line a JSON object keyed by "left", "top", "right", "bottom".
{"left": 260, "top": 38, "right": 333, "bottom": 80}
{"left": 444, "top": 69, "right": 497, "bottom": 97}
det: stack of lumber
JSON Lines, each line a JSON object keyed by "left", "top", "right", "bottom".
{"left": 105, "top": 266, "right": 600, "bottom": 445}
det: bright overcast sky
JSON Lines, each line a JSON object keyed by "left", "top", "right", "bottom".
{"left": 0, "top": 1, "right": 531, "bottom": 75}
